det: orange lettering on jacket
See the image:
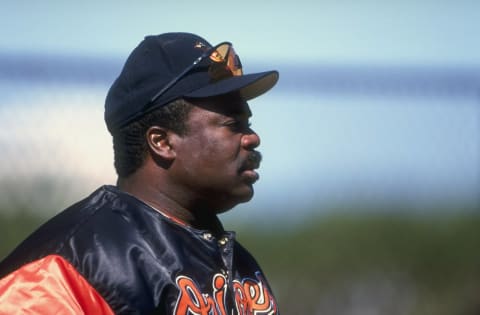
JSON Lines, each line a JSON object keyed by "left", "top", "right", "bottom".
{"left": 233, "top": 272, "right": 278, "bottom": 315}
{"left": 174, "top": 273, "right": 277, "bottom": 315}
{"left": 174, "top": 274, "right": 227, "bottom": 315}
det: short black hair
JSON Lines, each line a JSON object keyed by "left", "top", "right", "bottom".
{"left": 112, "top": 99, "right": 192, "bottom": 178}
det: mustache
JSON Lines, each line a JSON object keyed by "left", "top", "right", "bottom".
{"left": 241, "top": 151, "right": 262, "bottom": 170}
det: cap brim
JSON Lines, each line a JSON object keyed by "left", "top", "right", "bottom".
{"left": 185, "top": 70, "right": 279, "bottom": 101}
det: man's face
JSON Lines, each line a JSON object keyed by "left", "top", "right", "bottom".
{"left": 171, "top": 95, "right": 262, "bottom": 212}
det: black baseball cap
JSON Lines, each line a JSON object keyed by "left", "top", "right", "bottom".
{"left": 104, "top": 32, "right": 279, "bottom": 133}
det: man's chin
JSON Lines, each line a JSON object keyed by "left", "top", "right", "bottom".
{"left": 215, "top": 188, "right": 254, "bottom": 214}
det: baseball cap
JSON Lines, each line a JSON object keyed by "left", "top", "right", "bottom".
{"left": 104, "top": 32, "right": 279, "bottom": 133}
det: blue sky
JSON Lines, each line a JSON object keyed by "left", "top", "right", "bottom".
{"left": 1, "top": 1, "right": 479, "bottom": 219}
{"left": 2, "top": 1, "right": 480, "bottom": 66}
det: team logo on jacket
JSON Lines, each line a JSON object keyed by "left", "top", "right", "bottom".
{"left": 174, "top": 272, "right": 278, "bottom": 314}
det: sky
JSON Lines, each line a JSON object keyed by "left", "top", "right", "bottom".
{"left": 1, "top": 1, "right": 479, "bottom": 221}
{"left": 2, "top": 1, "right": 480, "bottom": 66}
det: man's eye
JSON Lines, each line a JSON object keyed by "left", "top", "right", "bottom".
{"left": 226, "top": 121, "right": 251, "bottom": 131}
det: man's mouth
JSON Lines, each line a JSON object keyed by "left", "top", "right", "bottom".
{"left": 241, "top": 151, "right": 262, "bottom": 172}
{"left": 239, "top": 151, "right": 262, "bottom": 183}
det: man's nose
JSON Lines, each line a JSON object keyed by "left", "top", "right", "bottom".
{"left": 241, "top": 131, "right": 260, "bottom": 150}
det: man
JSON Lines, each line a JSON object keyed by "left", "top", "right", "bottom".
{"left": 0, "top": 32, "right": 279, "bottom": 314}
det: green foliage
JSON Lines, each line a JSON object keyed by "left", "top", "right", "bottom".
{"left": 0, "top": 211, "right": 46, "bottom": 259}
{"left": 234, "top": 213, "right": 480, "bottom": 315}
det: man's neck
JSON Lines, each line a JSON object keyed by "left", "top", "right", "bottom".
{"left": 117, "top": 175, "right": 224, "bottom": 235}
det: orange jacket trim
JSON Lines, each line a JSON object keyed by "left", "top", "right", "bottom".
{"left": 0, "top": 254, "right": 114, "bottom": 315}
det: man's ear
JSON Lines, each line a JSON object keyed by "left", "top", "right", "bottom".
{"left": 146, "top": 126, "right": 176, "bottom": 161}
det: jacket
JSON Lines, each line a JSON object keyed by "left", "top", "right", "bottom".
{"left": 0, "top": 185, "right": 279, "bottom": 314}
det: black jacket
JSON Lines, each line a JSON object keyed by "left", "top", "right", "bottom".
{"left": 0, "top": 185, "right": 279, "bottom": 314}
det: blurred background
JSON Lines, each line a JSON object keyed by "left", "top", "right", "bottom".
{"left": 1, "top": 1, "right": 479, "bottom": 314}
